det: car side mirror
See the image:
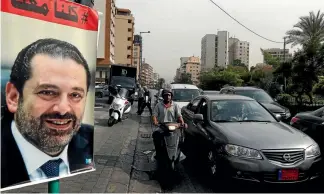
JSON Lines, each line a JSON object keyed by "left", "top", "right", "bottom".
{"left": 275, "top": 114, "right": 282, "bottom": 121}
{"left": 193, "top": 114, "right": 204, "bottom": 122}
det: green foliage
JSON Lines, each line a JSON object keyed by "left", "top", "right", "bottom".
{"left": 174, "top": 73, "right": 193, "bottom": 84}
{"left": 313, "top": 77, "right": 324, "bottom": 95}
{"left": 199, "top": 68, "right": 243, "bottom": 90}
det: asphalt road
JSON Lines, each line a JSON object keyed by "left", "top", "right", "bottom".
{"left": 96, "top": 93, "right": 324, "bottom": 193}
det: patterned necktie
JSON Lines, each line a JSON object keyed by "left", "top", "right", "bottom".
{"left": 40, "top": 159, "right": 63, "bottom": 178}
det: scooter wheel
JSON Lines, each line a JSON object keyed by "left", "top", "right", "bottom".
{"left": 108, "top": 117, "right": 115, "bottom": 127}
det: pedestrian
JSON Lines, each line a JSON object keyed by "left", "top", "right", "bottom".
{"left": 137, "top": 85, "right": 144, "bottom": 114}
{"left": 138, "top": 86, "right": 153, "bottom": 116}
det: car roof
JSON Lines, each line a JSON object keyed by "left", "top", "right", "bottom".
{"left": 170, "top": 84, "right": 198, "bottom": 89}
{"left": 222, "top": 86, "right": 262, "bottom": 91}
{"left": 200, "top": 94, "right": 255, "bottom": 101}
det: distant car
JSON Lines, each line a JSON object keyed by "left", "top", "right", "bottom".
{"left": 168, "top": 84, "right": 200, "bottom": 108}
{"left": 95, "top": 85, "right": 109, "bottom": 98}
{"left": 181, "top": 94, "right": 322, "bottom": 184}
{"left": 290, "top": 106, "right": 324, "bottom": 152}
{"left": 220, "top": 86, "right": 291, "bottom": 121}
{"left": 201, "top": 90, "right": 220, "bottom": 95}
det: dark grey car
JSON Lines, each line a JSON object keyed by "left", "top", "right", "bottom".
{"left": 220, "top": 86, "right": 291, "bottom": 121}
{"left": 181, "top": 95, "right": 322, "bottom": 184}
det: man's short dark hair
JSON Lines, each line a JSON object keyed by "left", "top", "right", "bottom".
{"left": 10, "top": 38, "right": 91, "bottom": 95}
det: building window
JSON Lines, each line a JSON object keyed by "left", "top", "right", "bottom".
{"left": 128, "top": 28, "right": 132, "bottom": 32}
{"left": 128, "top": 19, "right": 132, "bottom": 23}
{"left": 127, "top": 46, "right": 131, "bottom": 50}
{"left": 127, "top": 37, "right": 131, "bottom": 41}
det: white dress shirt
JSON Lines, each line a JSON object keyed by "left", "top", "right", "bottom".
{"left": 11, "top": 121, "right": 70, "bottom": 181}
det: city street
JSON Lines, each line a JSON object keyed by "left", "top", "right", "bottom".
{"left": 4, "top": 98, "right": 323, "bottom": 193}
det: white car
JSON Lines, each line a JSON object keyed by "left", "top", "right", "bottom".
{"left": 168, "top": 84, "right": 201, "bottom": 108}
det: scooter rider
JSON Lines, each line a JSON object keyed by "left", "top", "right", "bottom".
{"left": 136, "top": 85, "right": 144, "bottom": 114}
{"left": 139, "top": 86, "right": 153, "bottom": 116}
{"left": 152, "top": 89, "right": 186, "bottom": 160}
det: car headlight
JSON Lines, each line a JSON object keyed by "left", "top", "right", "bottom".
{"left": 225, "top": 144, "right": 263, "bottom": 160}
{"left": 285, "top": 110, "right": 291, "bottom": 118}
{"left": 305, "top": 144, "right": 321, "bottom": 158}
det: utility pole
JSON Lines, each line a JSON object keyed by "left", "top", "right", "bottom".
{"left": 283, "top": 37, "right": 287, "bottom": 91}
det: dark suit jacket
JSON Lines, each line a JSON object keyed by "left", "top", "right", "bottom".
{"left": 1, "top": 111, "right": 94, "bottom": 189}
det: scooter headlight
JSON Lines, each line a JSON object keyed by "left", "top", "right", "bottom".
{"left": 168, "top": 126, "right": 177, "bottom": 131}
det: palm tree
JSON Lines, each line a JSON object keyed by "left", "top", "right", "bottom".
{"left": 286, "top": 10, "right": 324, "bottom": 53}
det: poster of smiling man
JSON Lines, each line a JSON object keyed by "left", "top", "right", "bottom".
{"left": 1, "top": 0, "right": 98, "bottom": 191}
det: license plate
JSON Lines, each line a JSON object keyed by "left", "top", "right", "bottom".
{"left": 278, "top": 169, "right": 299, "bottom": 181}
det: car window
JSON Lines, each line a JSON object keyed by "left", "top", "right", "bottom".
{"left": 173, "top": 89, "right": 200, "bottom": 102}
{"left": 235, "top": 90, "right": 274, "bottom": 103}
{"left": 210, "top": 100, "right": 276, "bottom": 122}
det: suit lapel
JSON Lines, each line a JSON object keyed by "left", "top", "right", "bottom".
{"left": 1, "top": 113, "right": 30, "bottom": 188}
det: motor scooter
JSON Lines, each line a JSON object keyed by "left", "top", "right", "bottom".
{"left": 107, "top": 86, "right": 132, "bottom": 127}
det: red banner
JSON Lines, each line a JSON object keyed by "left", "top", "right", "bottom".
{"left": 1, "top": 0, "right": 98, "bottom": 31}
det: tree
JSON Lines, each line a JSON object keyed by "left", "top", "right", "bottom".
{"left": 174, "top": 73, "right": 193, "bottom": 84}
{"left": 157, "top": 78, "right": 165, "bottom": 89}
{"left": 286, "top": 10, "right": 324, "bottom": 54}
{"left": 199, "top": 70, "right": 243, "bottom": 90}
{"left": 313, "top": 76, "right": 324, "bottom": 95}
{"left": 260, "top": 48, "right": 280, "bottom": 68}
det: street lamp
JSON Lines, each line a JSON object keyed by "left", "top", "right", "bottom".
{"left": 139, "top": 31, "right": 150, "bottom": 85}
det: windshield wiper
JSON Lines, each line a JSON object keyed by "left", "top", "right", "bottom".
{"left": 212, "top": 120, "right": 234, "bottom": 122}
{"left": 240, "top": 120, "right": 271, "bottom": 122}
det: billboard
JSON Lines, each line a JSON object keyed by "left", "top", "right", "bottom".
{"left": 1, "top": 0, "right": 98, "bottom": 191}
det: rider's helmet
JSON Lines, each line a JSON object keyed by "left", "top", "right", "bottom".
{"left": 161, "top": 88, "right": 173, "bottom": 98}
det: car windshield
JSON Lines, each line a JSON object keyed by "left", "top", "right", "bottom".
{"left": 172, "top": 89, "right": 200, "bottom": 102}
{"left": 235, "top": 90, "right": 274, "bottom": 103}
{"left": 111, "top": 76, "right": 135, "bottom": 88}
{"left": 210, "top": 100, "right": 276, "bottom": 122}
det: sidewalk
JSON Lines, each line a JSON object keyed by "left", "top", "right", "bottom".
{"left": 5, "top": 108, "right": 140, "bottom": 193}
{"left": 128, "top": 111, "right": 161, "bottom": 193}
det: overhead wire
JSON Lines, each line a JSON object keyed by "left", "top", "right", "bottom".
{"left": 208, "top": 0, "right": 284, "bottom": 44}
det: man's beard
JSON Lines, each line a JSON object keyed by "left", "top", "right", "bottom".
{"left": 15, "top": 100, "right": 81, "bottom": 156}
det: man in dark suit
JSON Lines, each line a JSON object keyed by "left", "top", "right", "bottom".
{"left": 1, "top": 38, "right": 94, "bottom": 189}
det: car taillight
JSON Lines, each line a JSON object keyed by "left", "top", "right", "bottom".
{"left": 290, "top": 117, "right": 299, "bottom": 125}
{"left": 125, "top": 101, "right": 129, "bottom": 104}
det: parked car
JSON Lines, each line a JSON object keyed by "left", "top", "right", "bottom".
{"left": 181, "top": 94, "right": 322, "bottom": 184}
{"left": 220, "top": 86, "right": 291, "bottom": 121}
{"left": 290, "top": 106, "right": 324, "bottom": 152}
{"left": 95, "top": 85, "right": 109, "bottom": 98}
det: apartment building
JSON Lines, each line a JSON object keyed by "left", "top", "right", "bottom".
{"left": 201, "top": 34, "right": 216, "bottom": 70}
{"left": 133, "top": 35, "right": 141, "bottom": 79}
{"left": 201, "top": 31, "right": 229, "bottom": 70}
{"left": 228, "top": 37, "right": 250, "bottom": 66}
{"left": 183, "top": 56, "right": 201, "bottom": 85}
{"left": 153, "top": 72, "right": 159, "bottom": 87}
{"left": 263, "top": 48, "right": 293, "bottom": 63}
{"left": 140, "top": 63, "right": 153, "bottom": 87}
{"left": 115, "top": 8, "right": 135, "bottom": 66}
{"left": 180, "top": 57, "right": 190, "bottom": 73}
{"left": 94, "top": 0, "right": 116, "bottom": 83}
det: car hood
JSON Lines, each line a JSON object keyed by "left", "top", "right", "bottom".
{"left": 173, "top": 101, "right": 190, "bottom": 109}
{"left": 261, "top": 102, "right": 288, "bottom": 113}
{"left": 212, "top": 122, "right": 314, "bottom": 150}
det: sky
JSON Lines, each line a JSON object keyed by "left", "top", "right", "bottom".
{"left": 116, "top": 0, "right": 324, "bottom": 82}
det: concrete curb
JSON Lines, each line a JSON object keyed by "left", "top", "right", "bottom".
{"left": 128, "top": 109, "right": 162, "bottom": 193}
